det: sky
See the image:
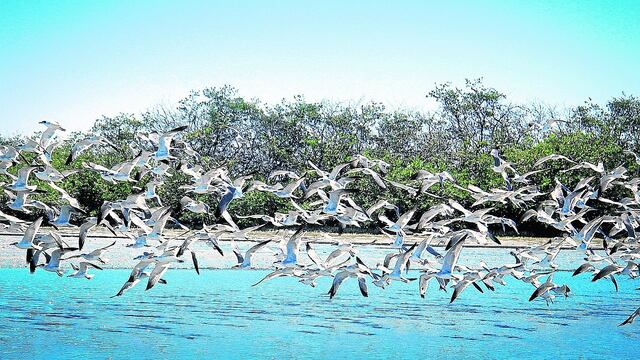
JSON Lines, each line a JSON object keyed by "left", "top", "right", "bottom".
{"left": 1, "top": 0, "right": 639, "bottom": 135}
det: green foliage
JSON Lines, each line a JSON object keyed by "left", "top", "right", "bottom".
{"left": 2, "top": 80, "right": 639, "bottom": 235}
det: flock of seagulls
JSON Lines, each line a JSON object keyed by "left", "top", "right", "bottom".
{"left": 1, "top": 121, "right": 640, "bottom": 326}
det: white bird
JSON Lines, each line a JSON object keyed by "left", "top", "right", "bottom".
{"left": 180, "top": 196, "right": 210, "bottom": 214}
{"left": 232, "top": 239, "right": 271, "bottom": 269}
{"left": 6, "top": 166, "right": 38, "bottom": 192}
{"left": 65, "top": 135, "right": 118, "bottom": 165}
{"left": 68, "top": 261, "right": 103, "bottom": 279}
{"left": 384, "top": 243, "right": 417, "bottom": 283}
{"left": 145, "top": 253, "right": 184, "bottom": 291}
{"left": 38, "top": 120, "right": 66, "bottom": 147}
{"left": 151, "top": 125, "right": 188, "bottom": 160}
{"left": 112, "top": 255, "right": 163, "bottom": 297}
{"left": 11, "top": 217, "right": 43, "bottom": 250}
{"left": 48, "top": 205, "right": 80, "bottom": 227}
{"left": 39, "top": 248, "right": 68, "bottom": 276}
{"left": 279, "top": 227, "right": 305, "bottom": 267}
{"left": 419, "top": 235, "right": 466, "bottom": 298}
{"left": 64, "top": 241, "right": 116, "bottom": 264}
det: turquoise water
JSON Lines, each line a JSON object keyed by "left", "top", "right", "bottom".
{"left": 1, "top": 250, "right": 639, "bottom": 359}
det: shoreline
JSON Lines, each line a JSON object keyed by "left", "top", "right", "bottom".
{"left": 0, "top": 230, "right": 589, "bottom": 271}
{"left": 0, "top": 229, "right": 588, "bottom": 249}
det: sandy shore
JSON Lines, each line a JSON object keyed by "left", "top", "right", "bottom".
{"left": 1, "top": 227, "right": 558, "bottom": 247}
{"left": 0, "top": 227, "right": 593, "bottom": 271}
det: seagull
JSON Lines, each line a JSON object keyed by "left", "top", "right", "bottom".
{"left": 11, "top": 118, "right": 640, "bottom": 328}
{"left": 144, "top": 180, "right": 164, "bottom": 205}
{"left": 528, "top": 273, "right": 569, "bottom": 304}
{"left": 216, "top": 183, "right": 245, "bottom": 217}
{"left": 409, "top": 235, "right": 441, "bottom": 264}
{"left": 38, "top": 120, "right": 66, "bottom": 147}
{"left": 178, "top": 232, "right": 224, "bottom": 258}
{"left": 232, "top": 239, "right": 271, "bottom": 269}
{"left": 48, "top": 205, "right": 80, "bottom": 227}
{"left": 327, "top": 269, "right": 369, "bottom": 299}
{"left": 145, "top": 252, "right": 184, "bottom": 291}
{"left": 112, "top": 256, "right": 167, "bottom": 297}
{"left": 365, "top": 199, "right": 399, "bottom": 219}
{"left": 38, "top": 248, "right": 72, "bottom": 276}
{"left": 322, "top": 189, "right": 356, "bottom": 215}
{"left": 0, "top": 209, "right": 25, "bottom": 225}
{"left": 387, "top": 179, "right": 419, "bottom": 196}
{"left": 11, "top": 217, "right": 43, "bottom": 250}
{"left": 419, "top": 235, "right": 466, "bottom": 298}
{"left": 68, "top": 262, "right": 103, "bottom": 279}
{"left": 323, "top": 242, "right": 356, "bottom": 268}
{"left": 0, "top": 145, "right": 19, "bottom": 163}
{"left": 573, "top": 217, "right": 604, "bottom": 250}
{"left": 151, "top": 125, "right": 189, "bottom": 160}
{"left": 76, "top": 217, "right": 117, "bottom": 250}
{"left": 533, "top": 154, "right": 575, "bottom": 168}
{"left": 305, "top": 242, "right": 327, "bottom": 269}
{"left": 450, "top": 271, "right": 485, "bottom": 303}
{"left": 179, "top": 167, "right": 222, "bottom": 194}
{"left": 66, "top": 135, "right": 118, "bottom": 165}
{"left": 407, "top": 203, "right": 453, "bottom": 231}
{"left": 268, "top": 170, "right": 301, "bottom": 181}
{"left": 64, "top": 241, "right": 116, "bottom": 264}
{"left": 279, "top": 227, "right": 306, "bottom": 267}
{"left": 347, "top": 167, "right": 387, "bottom": 189}
{"left": 252, "top": 267, "right": 305, "bottom": 287}
{"left": 591, "top": 264, "right": 624, "bottom": 283}
{"left": 384, "top": 243, "right": 417, "bottom": 283}
{"left": 180, "top": 196, "right": 210, "bottom": 214}
{"left": 381, "top": 207, "right": 417, "bottom": 248}
{"left": 272, "top": 177, "right": 306, "bottom": 198}
{"left": 6, "top": 166, "right": 38, "bottom": 192}
{"left": 34, "top": 166, "right": 75, "bottom": 182}
{"left": 572, "top": 262, "right": 595, "bottom": 277}
{"left": 47, "top": 181, "right": 82, "bottom": 209}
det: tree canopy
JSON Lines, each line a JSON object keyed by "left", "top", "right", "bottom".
{"left": 2, "top": 79, "right": 638, "bottom": 235}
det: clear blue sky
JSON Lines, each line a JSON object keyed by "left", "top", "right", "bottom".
{"left": 1, "top": 0, "right": 639, "bottom": 134}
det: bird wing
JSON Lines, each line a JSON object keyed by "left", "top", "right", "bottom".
{"left": 191, "top": 251, "right": 200, "bottom": 275}
{"left": 97, "top": 241, "right": 117, "bottom": 252}
{"left": 357, "top": 276, "right": 368, "bottom": 297}
{"left": 529, "top": 282, "right": 553, "bottom": 301}
{"left": 419, "top": 273, "right": 433, "bottom": 298}
{"left": 396, "top": 207, "right": 417, "bottom": 228}
{"left": 231, "top": 240, "right": 244, "bottom": 264}
{"left": 448, "top": 199, "right": 471, "bottom": 216}
{"left": 441, "top": 237, "right": 465, "bottom": 274}
{"left": 592, "top": 264, "right": 621, "bottom": 282}
{"left": 146, "top": 264, "right": 170, "bottom": 290}
{"left": 619, "top": 307, "right": 640, "bottom": 326}
{"left": 328, "top": 270, "right": 351, "bottom": 299}
{"left": 252, "top": 269, "right": 288, "bottom": 287}
{"left": 23, "top": 216, "right": 44, "bottom": 243}
{"left": 80, "top": 261, "right": 103, "bottom": 272}
{"left": 450, "top": 280, "right": 471, "bottom": 303}
{"left": 216, "top": 188, "right": 235, "bottom": 217}
{"left": 306, "top": 243, "right": 325, "bottom": 269}
{"left": 151, "top": 209, "right": 172, "bottom": 235}
{"left": 329, "top": 163, "right": 350, "bottom": 180}
{"left": 245, "top": 239, "right": 272, "bottom": 263}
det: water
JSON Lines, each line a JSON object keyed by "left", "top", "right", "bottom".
{"left": 1, "top": 246, "right": 639, "bottom": 359}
